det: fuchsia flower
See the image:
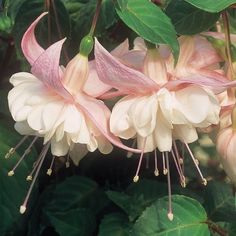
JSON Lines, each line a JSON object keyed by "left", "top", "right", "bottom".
{"left": 7, "top": 13, "right": 140, "bottom": 213}
{"left": 95, "top": 35, "right": 236, "bottom": 220}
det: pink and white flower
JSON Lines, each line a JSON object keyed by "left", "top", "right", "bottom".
{"left": 8, "top": 13, "right": 140, "bottom": 166}
{"left": 95, "top": 35, "right": 236, "bottom": 220}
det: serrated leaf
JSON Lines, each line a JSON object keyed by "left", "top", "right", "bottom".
{"left": 185, "top": 0, "right": 236, "bottom": 13}
{"left": 45, "top": 208, "right": 96, "bottom": 236}
{"left": 166, "top": 0, "right": 220, "bottom": 35}
{"left": 132, "top": 195, "right": 210, "bottom": 236}
{"left": 203, "top": 181, "right": 236, "bottom": 223}
{"left": 98, "top": 213, "right": 131, "bottom": 236}
{"left": 0, "top": 120, "right": 38, "bottom": 234}
{"left": 115, "top": 0, "right": 179, "bottom": 61}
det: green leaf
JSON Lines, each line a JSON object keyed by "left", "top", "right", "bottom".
{"left": 107, "top": 180, "right": 201, "bottom": 221}
{"left": 203, "top": 181, "right": 236, "bottom": 223}
{"left": 115, "top": 0, "right": 179, "bottom": 61}
{"left": 132, "top": 195, "right": 210, "bottom": 236}
{"left": 166, "top": 0, "right": 220, "bottom": 35}
{"left": 98, "top": 213, "right": 131, "bottom": 236}
{"left": 45, "top": 208, "right": 96, "bottom": 236}
{"left": 106, "top": 190, "right": 145, "bottom": 221}
{"left": 0, "top": 120, "right": 38, "bottom": 234}
{"left": 185, "top": 0, "right": 236, "bottom": 13}
{"left": 44, "top": 176, "right": 109, "bottom": 214}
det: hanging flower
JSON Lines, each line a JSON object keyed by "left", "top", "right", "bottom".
{"left": 7, "top": 12, "right": 140, "bottom": 214}
{"left": 216, "top": 106, "right": 236, "bottom": 185}
{"left": 95, "top": 35, "right": 236, "bottom": 220}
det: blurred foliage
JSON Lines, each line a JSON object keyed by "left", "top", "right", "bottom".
{"left": 0, "top": 0, "right": 236, "bottom": 235}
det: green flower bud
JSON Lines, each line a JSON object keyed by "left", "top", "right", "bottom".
{"left": 79, "top": 35, "right": 94, "bottom": 56}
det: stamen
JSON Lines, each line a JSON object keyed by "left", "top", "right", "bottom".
{"left": 20, "top": 143, "right": 50, "bottom": 214}
{"left": 8, "top": 137, "right": 38, "bottom": 176}
{"left": 47, "top": 155, "right": 56, "bottom": 176}
{"left": 65, "top": 154, "right": 70, "bottom": 168}
{"left": 127, "top": 139, "right": 137, "bottom": 158}
{"left": 162, "top": 152, "right": 167, "bottom": 175}
{"left": 154, "top": 149, "right": 159, "bottom": 176}
{"left": 171, "top": 149, "right": 186, "bottom": 188}
{"left": 5, "top": 136, "right": 28, "bottom": 159}
{"left": 166, "top": 152, "right": 173, "bottom": 221}
{"left": 26, "top": 149, "right": 45, "bottom": 181}
{"left": 184, "top": 142, "right": 207, "bottom": 186}
{"left": 133, "top": 138, "right": 147, "bottom": 182}
{"left": 145, "top": 155, "right": 150, "bottom": 169}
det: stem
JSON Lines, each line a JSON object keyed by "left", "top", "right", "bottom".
{"left": 222, "top": 11, "right": 235, "bottom": 79}
{"left": 89, "top": 0, "right": 102, "bottom": 36}
{"left": 207, "top": 221, "right": 228, "bottom": 236}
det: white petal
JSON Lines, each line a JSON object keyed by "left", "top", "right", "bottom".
{"left": 14, "top": 121, "right": 36, "bottom": 135}
{"left": 51, "top": 136, "right": 70, "bottom": 156}
{"left": 172, "top": 86, "right": 211, "bottom": 124}
{"left": 69, "top": 144, "right": 88, "bottom": 166}
{"left": 15, "top": 106, "right": 32, "bottom": 121}
{"left": 173, "top": 125, "right": 198, "bottom": 143}
{"left": 97, "top": 135, "right": 113, "bottom": 154}
{"left": 154, "top": 112, "right": 172, "bottom": 152}
{"left": 27, "top": 105, "right": 44, "bottom": 131}
{"left": 129, "top": 95, "right": 158, "bottom": 137}
{"left": 64, "top": 105, "right": 82, "bottom": 133}
{"left": 9, "top": 72, "right": 38, "bottom": 86}
{"left": 42, "top": 101, "right": 64, "bottom": 131}
{"left": 137, "top": 134, "right": 155, "bottom": 153}
{"left": 110, "top": 96, "right": 136, "bottom": 139}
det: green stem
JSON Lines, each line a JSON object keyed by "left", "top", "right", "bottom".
{"left": 207, "top": 220, "right": 228, "bottom": 236}
{"left": 89, "top": 0, "right": 103, "bottom": 36}
{"left": 222, "top": 11, "right": 235, "bottom": 79}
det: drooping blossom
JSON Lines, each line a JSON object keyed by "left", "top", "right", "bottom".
{"left": 95, "top": 35, "right": 236, "bottom": 220}
{"left": 216, "top": 106, "right": 236, "bottom": 185}
{"left": 7, "top": 12, "right": 140, "bottom": 214}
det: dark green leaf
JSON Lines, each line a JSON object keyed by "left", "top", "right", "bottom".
{"left": 166, "top": 0, "right": 220, "bottom": 35}
{"left": 44, "top": 176, "right": 109, "bottom": 214}
{"left": 45, "top": 208, "right": 96, "bottom": 236}
{"left": 132, "top": 195, "right": 210, "bottom": 236}
{"left": 99, "top": 213, "right": 131, "bottom": 236}
{"left": 106, "top": 190, "right": 145, "bottom": 221}
{"left": 115, "top": 0, "right": 179, "bottom": 61}
{"left": 185, "top": 0, "right": 236, "bottom": 13}
{"left": 203, "top": 181, "right": 236, "bottom": 223}
{"left": 107, "top": 180, "right": 201, "bottom": 221}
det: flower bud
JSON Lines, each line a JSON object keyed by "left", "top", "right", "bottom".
{"left": 63, "top": 54, "right": 89, "bottom": 95}
{"left": 216, "top": 126, "right": 236, "bottom": 185}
